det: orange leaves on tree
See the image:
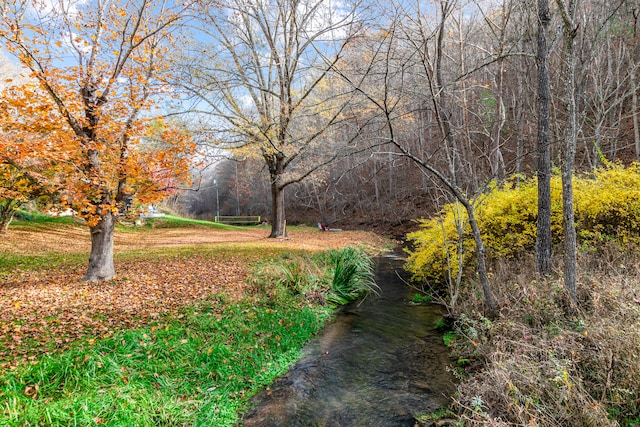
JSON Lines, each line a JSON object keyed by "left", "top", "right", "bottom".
{"left": 0, "top": 0, "right": 196, "bottom": 232}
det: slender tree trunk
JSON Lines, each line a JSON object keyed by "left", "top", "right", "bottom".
{"left": 491, "top": 60, "right": 506, "bottom": 182}
{"left": 467, "top": 202, "right": 497, "bottom": 315}
{"left": 557, "top": 0, "right": 579, "bottom": 307}
{"left": 434, "top": 0, "right": 463, "bottom": 188}
{"left": 536, "top": 0, "right": 553, "bottom": 276}
{"left": 633, "top": 10, "right": 640, "bottom": 162}
{"left": 83, "top": 212, "right": 116, "bottom": 282}
{"left": 632, "top": 70, "right": 640, "bottom": 162}
{"left": 0, "top": 204, "right": 16, "bottom": 233}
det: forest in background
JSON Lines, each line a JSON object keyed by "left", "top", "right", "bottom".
{"left": 170, "top": 0, "right": 640, "bottom": 236}
{"left": 2, "top": 0, "right": 639, "bottom": 237}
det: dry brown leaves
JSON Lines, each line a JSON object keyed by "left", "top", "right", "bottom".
{"left": 0, "top": 225, "right": 389, "bottom": 368}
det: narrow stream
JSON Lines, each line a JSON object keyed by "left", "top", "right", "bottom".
{"left": 240, "top": 252, "right": 455, "bottom": 427}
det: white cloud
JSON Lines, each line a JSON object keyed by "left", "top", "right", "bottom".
{"left": 33, "top": 0, "right": 89, "bottom": 18}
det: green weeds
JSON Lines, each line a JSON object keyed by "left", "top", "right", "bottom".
{"left": 142, "top": 215, "right": 241, "bottom": 230}
{"left": 12, "top": 209, "right": 78, "bottom": 226}
{"left": 1, "top": 216, "right": 385, "bottom": 425}
{"left": 327, "top": 247, "right": 379, "bottom": 305}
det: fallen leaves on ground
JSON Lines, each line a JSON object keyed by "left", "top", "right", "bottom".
{"left": 0, "top": 225, "right": 389, "bottom": 368}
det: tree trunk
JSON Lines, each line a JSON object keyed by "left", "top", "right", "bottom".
{"left": 535, "top": 0, "right": 553, "bottom": 276}
{"left": 491, "top": 60, "right": 506, "bottom": 182}
{"left": 0, "top": 202, "right": 17, "bottom": 233}
{"left": 632, "top": 70, "right": 640, "bottom": 162}
{"left": 269, "top": 182, "right": 287, "bottom": 238}
{"left": 468, "top": 206, "right": 497, "bottom": 317}
{"left": 83, "top": 212, "right": 116, "bottom": 282}
{"left": 267, "top": 153, "right": 287, "bottom": 238}
{"left": 557, "top": 0, "right": 579, "bottom": 307}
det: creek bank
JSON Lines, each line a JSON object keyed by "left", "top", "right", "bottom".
{"left": 241, "top": 253, "right": 455, "bottom": 426}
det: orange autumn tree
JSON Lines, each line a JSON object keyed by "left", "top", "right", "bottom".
{"left": 0, "top": 79, "right": 63, "bottom": 232}
{"left": 0, "top": 0, "right": 194, "bottom": 281}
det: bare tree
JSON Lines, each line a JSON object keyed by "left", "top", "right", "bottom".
{"left": 332, "top": 4, "right": 500, "bottom": 315}
{"left": 178, "top": 0, "right": 366, "bottom": 237}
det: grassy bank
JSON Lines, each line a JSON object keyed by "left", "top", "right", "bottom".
{"left": 1, "top": 296, "right": 331, "bottom": 426}
{"left": 0, "top": 219, "right": 387, "bottom": 426}
{"left": 443, "top": 246, "right": 640, "bottom": 426}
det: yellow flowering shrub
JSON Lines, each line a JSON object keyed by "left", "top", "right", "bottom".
{"left": 575, "top": 163, "right": 640, "bottom": 244}
{"left": 405, "top": 203, "right": 476, "bottom": 285}
{"left": 406, "top": 163, "right": 640, "bottom": 286}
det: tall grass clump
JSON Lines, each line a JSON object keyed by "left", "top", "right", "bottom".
{"left": 250, "top": 247, "right": 379, "bottom": 306}
{"left": 327, "top": 247, "right": 379, "bottom": 305}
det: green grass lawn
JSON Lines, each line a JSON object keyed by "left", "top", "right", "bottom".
{"left": 0, "top": 297, "right": 331, "bottom": 426}
{"left": 1, "top": 214, "right": 383, "bottom": 426}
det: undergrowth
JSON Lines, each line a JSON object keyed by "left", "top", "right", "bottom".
{"left": 447, "top": 247, "right": 640, "bottom": 426}
{"left": 404, "top": 164, "right": 640, "bottom": 425}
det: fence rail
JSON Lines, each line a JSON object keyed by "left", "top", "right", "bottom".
{"left": 215, "top": 215, "right": 262, "bottom": 225}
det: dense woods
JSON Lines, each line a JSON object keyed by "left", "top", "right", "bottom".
{"left": 170, "top": 0, "right": 640, "bottom": 232}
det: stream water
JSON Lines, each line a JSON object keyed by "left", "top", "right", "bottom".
{"left": 240, "top": 252, "right": 455, "bottom": 427}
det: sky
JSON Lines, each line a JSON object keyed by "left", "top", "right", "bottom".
{"left": 0, "top": 51, "right": 29, "bottom": 90}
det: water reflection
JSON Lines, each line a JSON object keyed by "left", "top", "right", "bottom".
{"left": 241, "top": 254, "right": 455, "bottom": 427}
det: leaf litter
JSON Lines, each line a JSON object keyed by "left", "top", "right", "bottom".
{"left": 0, "top": 225, "right": 388, "bottom": 368}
